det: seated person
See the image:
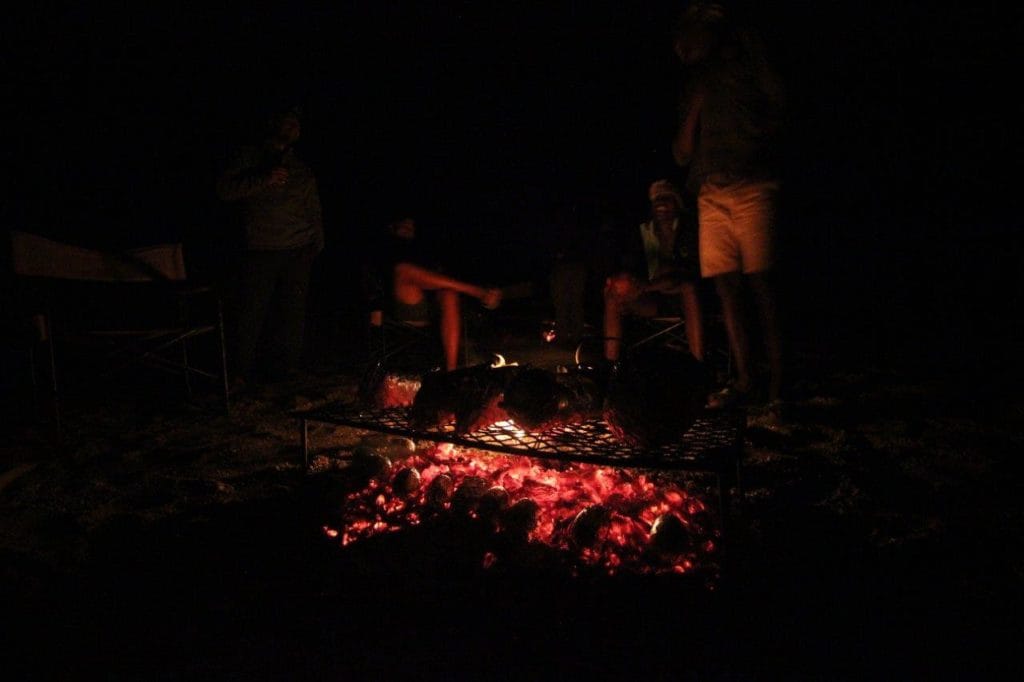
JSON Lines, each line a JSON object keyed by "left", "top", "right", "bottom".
{"left": 603, "top": 179, "right": 704, "bottom": 362}
{"left": 363, "top": 217, "right": 501, "bottom": 371}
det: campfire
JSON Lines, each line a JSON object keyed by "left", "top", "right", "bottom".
{"left": 319, "top": 435, "right": 719, "bottom": 577}
{"left": 304, "top": 348, "right": 741, "bottom": 578}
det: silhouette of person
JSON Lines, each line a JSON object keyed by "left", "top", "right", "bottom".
{"left": 603, "top": 179, "right": 704, "bottom": 363}
{"left": 364, "top": 217, "right": 501, "bottom": 371}
{"left": 672, "top": 2, "right": 786, "bottom": 409}
{"left": 216, "top": 105, "right": 324, "bottom": 387}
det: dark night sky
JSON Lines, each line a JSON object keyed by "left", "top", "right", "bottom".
{"left": 5, "top": 2, "right": 1021, "bottom": 361}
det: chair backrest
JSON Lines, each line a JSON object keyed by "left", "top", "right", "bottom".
{"left": 7, "top": 231, "right": 230, "bottom": 414}
{"left": 11, "top": 231, "right": 187, "bottom": 282}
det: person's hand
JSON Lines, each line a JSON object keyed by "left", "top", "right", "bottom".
{"left": 267, "top": 167, "right": 289, "bottom": 186}
{"left": 481, "top": 288, "right": 502, "bottom": 310}
{"left": 606, "top": 274, "right": 643, "bottom": 301}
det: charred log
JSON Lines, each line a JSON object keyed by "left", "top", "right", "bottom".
{"left": 500, "top": 365, "right": 609, "bottom": 432}
{"left": 410, "top": 362, "right": 523, "bottom": 434}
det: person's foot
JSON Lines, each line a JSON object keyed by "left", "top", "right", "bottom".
{"left": 705, "top": 384, "right": 752, "bottom": 410}
{"left": 757, "top": 397, "right": 786, "bottom": 415}
{"left": 481, "top": 288, "right": 502, "bottom": 310}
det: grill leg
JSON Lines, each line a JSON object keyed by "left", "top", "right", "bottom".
{"left": 180, "top": 296, "right": 194, "bottom": 400}
{"left": 301, "top": 418, "right": 309, "bottom": 468}
{"left": 217, "top": 298, "right": 230, "bottom": 415}
{"left": 717, "top": 472, "right": 731, "bottom": 538}
{"left": 734, "top": 458, "right": 744, "bottom": 517}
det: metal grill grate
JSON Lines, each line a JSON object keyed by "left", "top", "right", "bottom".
{"left": 298, "top": 402, "right": 743, "bottom": 473}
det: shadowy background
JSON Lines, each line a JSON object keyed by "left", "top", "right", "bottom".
{"left": 4, "top": 1, "right": 1020, "bottom": 376}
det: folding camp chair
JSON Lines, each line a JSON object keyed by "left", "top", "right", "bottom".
{"left": 627, "top": 313, "right": 732, "bottom": 381}
{"left": 628, "top": 315, "right": 691, "bottom": 353}
{"left": 569, "top": 315, "right": 692, "bottom": 366}
{"left": 366, "top": 306, "right": 469, "bottom": 371}
{"left": 10, "top": 231, "right": 231, "bottom": 421}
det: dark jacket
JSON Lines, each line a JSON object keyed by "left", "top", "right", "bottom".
{"left": 217, "top": 145, "right": 324, "bottom": 252}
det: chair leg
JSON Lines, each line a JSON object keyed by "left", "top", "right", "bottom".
{"left": 461, "top": 317, "right": 469, "bottom": 366}
{"left": 217, "top": 298, "right": 230, "bottom": 415}
{"left": 32, "top": 313, "right": 62, "bottom": 435}
{"left": 179, "top": 296, "right": 194, "bottom": 399}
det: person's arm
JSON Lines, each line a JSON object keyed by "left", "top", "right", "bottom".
{"left": 672, "top": 89, "right": 704, "bottom": 167}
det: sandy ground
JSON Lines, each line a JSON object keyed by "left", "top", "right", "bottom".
{"left": 2, "top": 312, "right": 1022, "bottom": 679}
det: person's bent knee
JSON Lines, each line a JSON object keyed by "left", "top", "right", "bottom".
{"left": 393, "top": 261, "right": 420, "bottom": 283}
{"left": 437, "top": 288, "right": 459, "bottom": 305}
{"left": 605, "top": 272, "right": 638, "bottom": 301}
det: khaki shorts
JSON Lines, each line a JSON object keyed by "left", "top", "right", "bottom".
{"left": 698, "top": 178, "right": 780, "bottom": 278}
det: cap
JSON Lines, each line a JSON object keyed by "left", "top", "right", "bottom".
{"left": 648, "top": 179, "right": 683, "bottom": 207}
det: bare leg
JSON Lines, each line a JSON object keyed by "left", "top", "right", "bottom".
{"left": 679, "top": 281, "right": 704, "bottom": 362}
{"left": 394, "top": 263, "right": 498, "bottom": 304}
{"left": 748, "top": 271, "right": 782, "bottom": 402}
{"left": 603, "top": 282, "right": 624, "bottom": 361}
{"left": 394, "top": 263, "right": 500, "bottom": 371}
{"left": 603, "top": 273, "right": 659, "bottom": 361}
{"left": 437, "top": 289, "right": 461, "bottom": 371}
{"left": 714, "top": 272, "right": 752, "bottom": 393}
{"left": 603, "top": 274, "right": 638, "bottom": 361}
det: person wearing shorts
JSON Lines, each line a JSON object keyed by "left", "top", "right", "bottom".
{"left": 672, "top": 2, "right": 786, "bottom": 409}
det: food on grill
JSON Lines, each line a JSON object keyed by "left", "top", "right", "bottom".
{"left": 499, "top": 366, "right": 609, "bottom": 432}
{"left": 649, "top": 512, "right": 691, "bottom": 554}
{"left": 410, "top": 362, "right": 523, "bottom": 434}
{"left": 602, "top": 346, "right": 710, "bottom": 448}
{"left": 358, "top": 361, "right": 423, "bottom": 408}
{"left": 392, "top": 466, "right": 422, "bottom": 496}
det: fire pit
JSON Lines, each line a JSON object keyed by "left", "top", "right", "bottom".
{"left": 319, "top": 440, "right": 724, "bottom": 576}
{"left": 296, "top": 402, "right": 745, "bottom": 530}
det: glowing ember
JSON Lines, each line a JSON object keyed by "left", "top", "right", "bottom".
{"left": 323, "top": 442, "right": 719, "bottom": 576}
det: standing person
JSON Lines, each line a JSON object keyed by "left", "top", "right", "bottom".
{"left": 603, "top": 179, "right": 705, "bottom": 363}
{"left": 671, "top": 2, "right": 786, "bottom": 410}
{"left": 216, "top": 105, "right": 324, "bottom": 388}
